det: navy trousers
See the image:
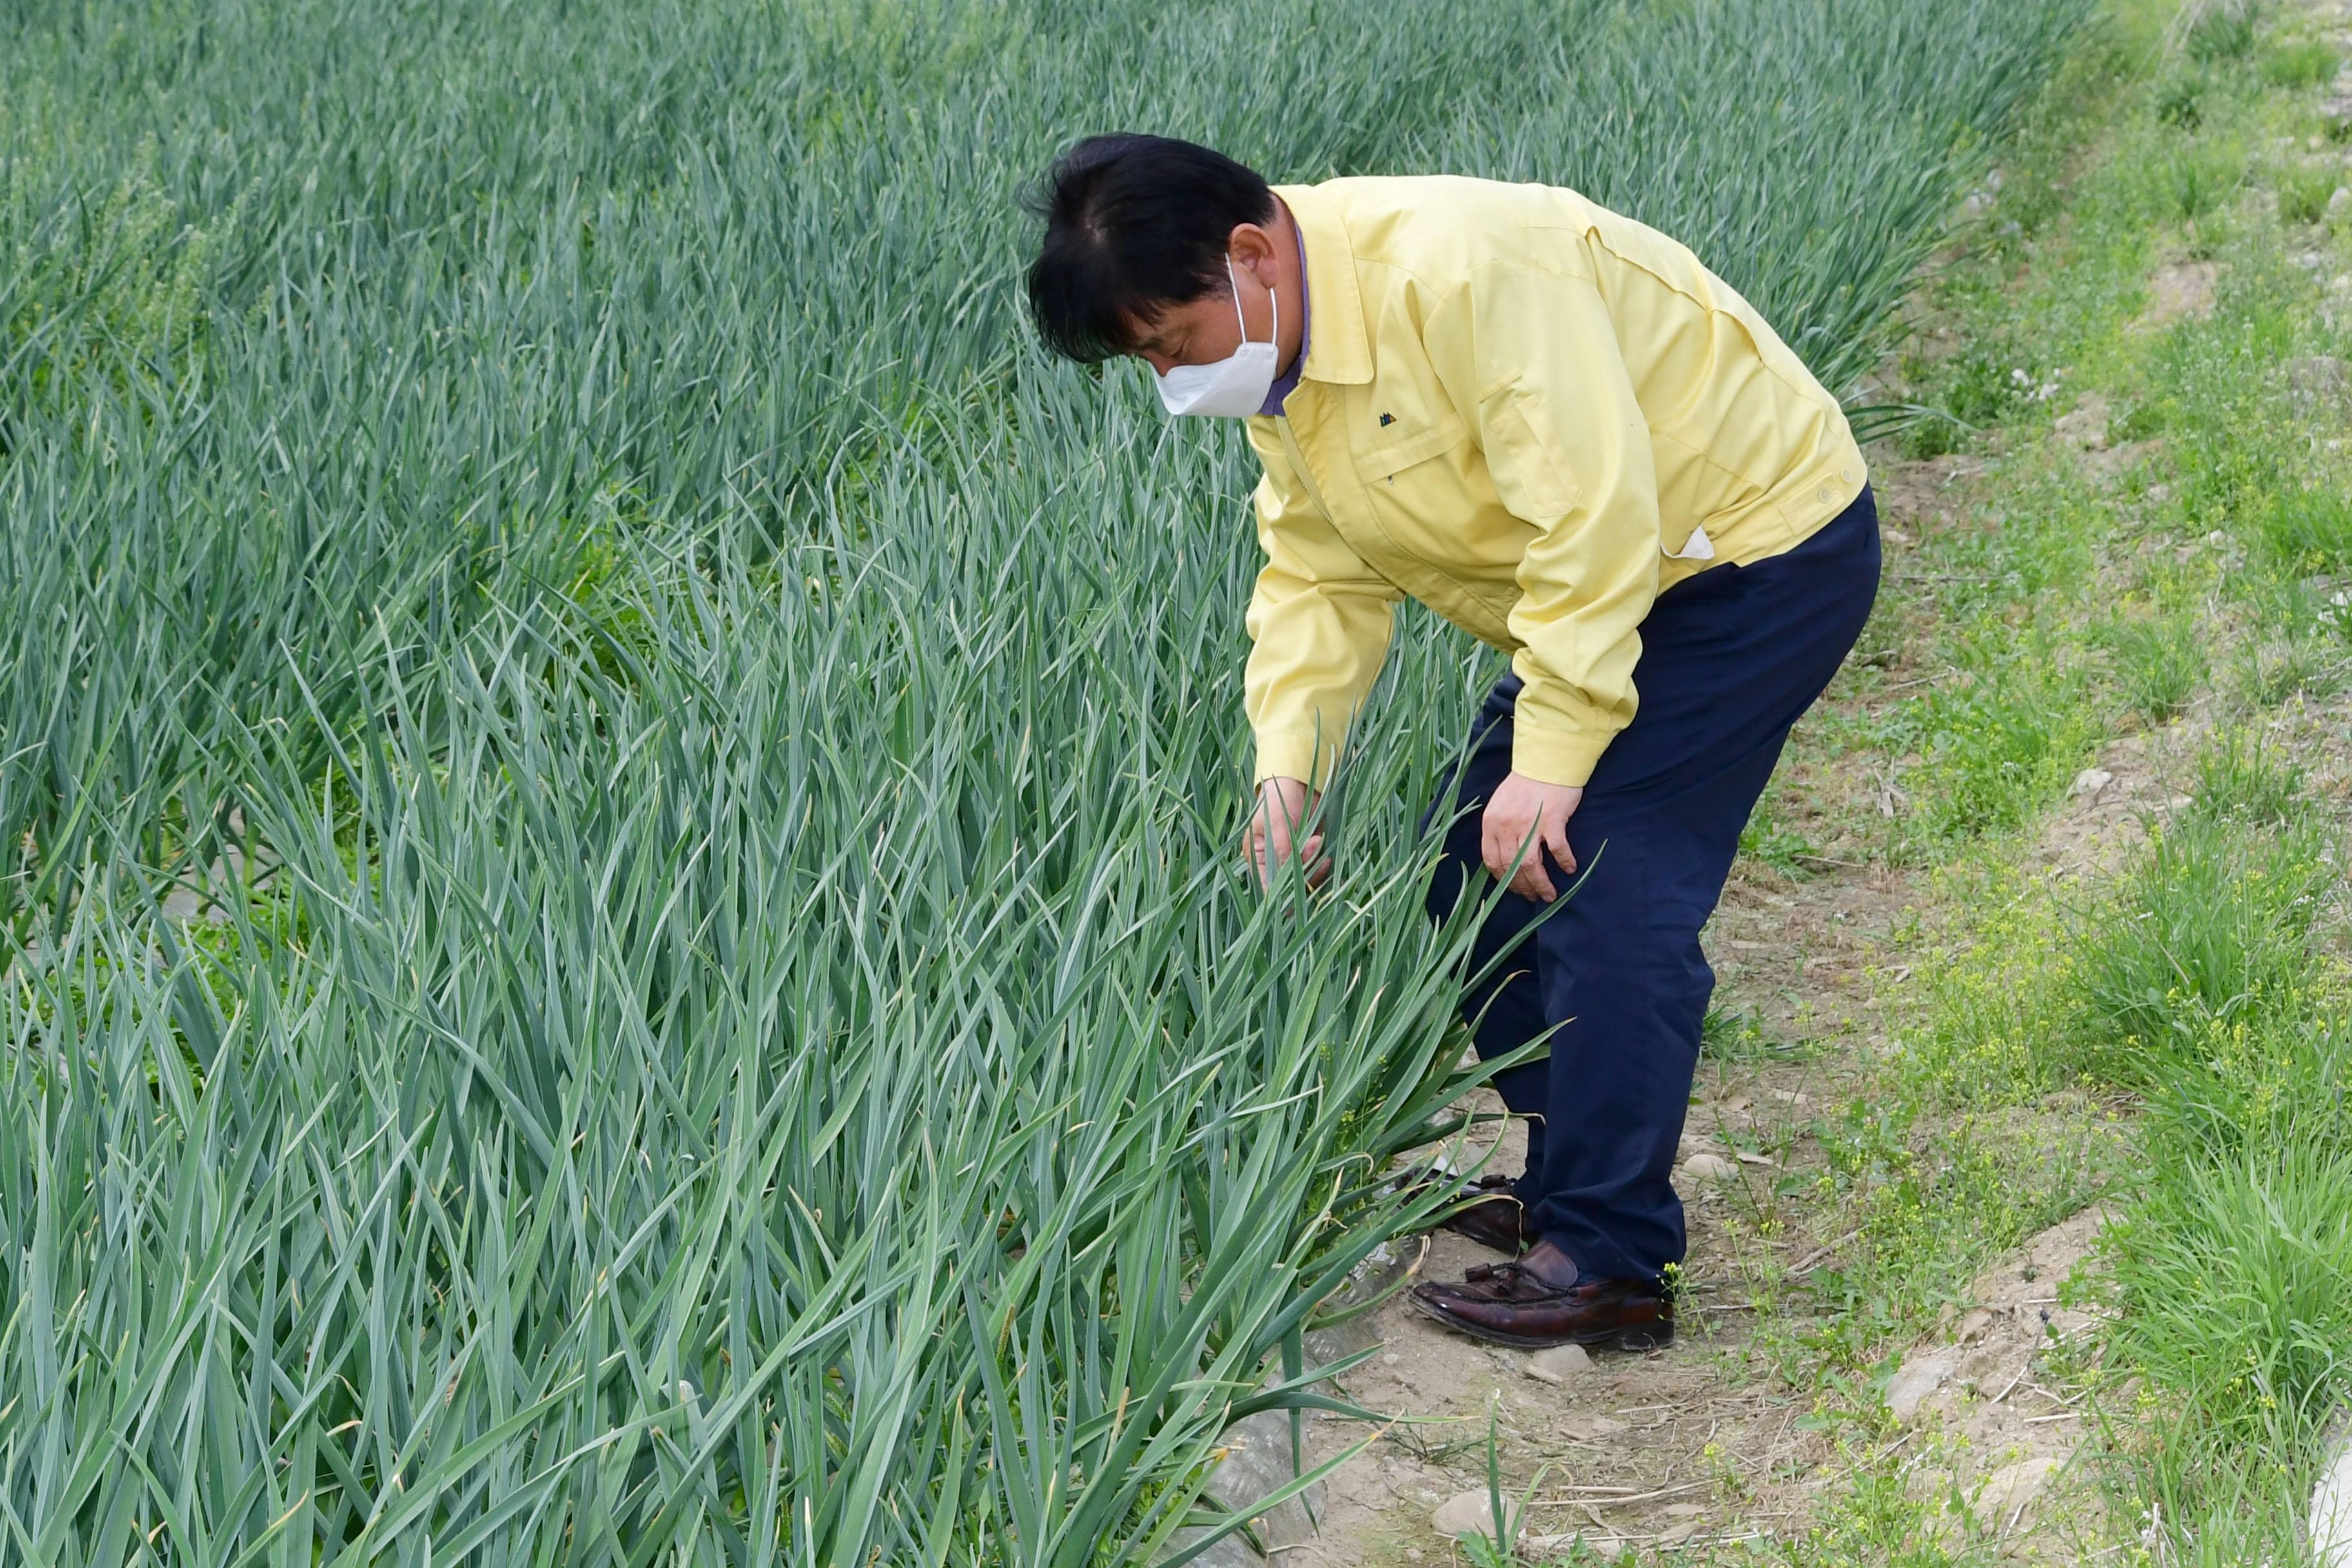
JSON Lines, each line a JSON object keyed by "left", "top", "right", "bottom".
{"left": 1424, "top": 488, "right": 1881, "bottom": 1286}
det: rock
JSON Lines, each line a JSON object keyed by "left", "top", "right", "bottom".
{"left": 2069, "top": 767, "right": 2114, "bottom": 799}
{"left": 1680, "top": 1153, "right": 1738, "bottom": 1183}
{"left": 1886, "top": 1353, "right": 1955, "bottom": 1422}
{"left": 2329, "top": 186, "right": 2352, "bottom": 224}
{"left": 1525, "top": 1343, "right": 1594, "bottom": 1384}
{"left": 1974, "top": 1456, "right": 2058, "bottom": 1530}
{"left": 1956, "top": 1308, "right": 1996, "bottom": 1345}
{"left": 2312, "top": 1412, "right": 2352, "bottom": 1567}
{"left": 1433, "top": 1489, "right": 1524, "bottom": 1542}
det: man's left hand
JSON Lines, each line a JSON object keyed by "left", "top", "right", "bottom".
{"left": 1481, "top": 772, "right": 1584, "bottom": 901}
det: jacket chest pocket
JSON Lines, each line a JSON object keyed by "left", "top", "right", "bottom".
{"left": 1354, "top": 415, "right": 1469, "bottom": 486}
{"left": 1349, "top": 417, "right": 1486, "bottom": 571}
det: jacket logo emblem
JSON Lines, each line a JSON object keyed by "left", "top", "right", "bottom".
{"left": 1378, "top": 412, "right": 1395, "bottom": 426}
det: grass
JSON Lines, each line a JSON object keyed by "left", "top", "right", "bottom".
{"left": 1721, "top": 2, "right": 2352, "bottom": 1556}
{"left": 0, "top": 0, "right": 2104, "bottom": 1560}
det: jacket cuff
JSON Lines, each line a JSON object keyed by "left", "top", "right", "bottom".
{"left": 1509, "top": 725, "right": 1611, "bottom": 789}
{"left": 1252, "top": 728, "right": 1340, "bottom": 791}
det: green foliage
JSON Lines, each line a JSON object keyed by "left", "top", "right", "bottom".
{"left": 2187, "top": 726, "right": 2306, "bottom": 828}
{"left": 2273, "top": 160, "right": 2342, "bottom": 224}
{"left": 1896, "top": 343, "right": 2040, "bottom": 456}
{"left": 2159, "top": 140, "right": 2244, "bottom": 220}
{"left": 1902, "top": 642, "right": 2099, "bottom": 846}
{"left": 0, "top": 0, "right": 2100, "bottom": 1558}
{"left": 2072, "top": 816, "right": 2335, "bottom": 1083}
{"left": 2155, "top": 70, "right": 2210, "bottom": 129}
{"left": 2228, "top": 623, "right": 2351, "bottom": 706}
{"left": 2256, "top": 37, "right": 2338, "bottom": 86}
{"left": 2185, "top": 1, "right": 2261, "bottom": 64}
{"left": 1738, "top": 792, "right": 1820, "bottom": 879}
{"left": 1811, "top": 12, "right": 2352, "bottom": 1557}
{"left": 2102, "top": 1138, "right": 2352, "bottom": 1547}
{"left": 2249, "top": 484, "right": 2352, "bottom": 571}
{"left": 2097, "top": 609, "right": 2208, "bottom": 721}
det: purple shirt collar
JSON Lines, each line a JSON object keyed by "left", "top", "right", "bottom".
{"left": 1257, "top": 227, "right": 1311, "bottom": 417}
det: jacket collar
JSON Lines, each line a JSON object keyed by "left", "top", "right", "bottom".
{"left": 1273, "top": 183, "right": 1373, "bottom": 386}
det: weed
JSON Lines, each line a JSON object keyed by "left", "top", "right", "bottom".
{"left": 2159, "top": 142, "right": 2243, "bottom": 221}
{"left": 1901, "top": 649, "right": 2099, "bottom": 846}
{"left": 2156, "top": 63, "right": 2215, "bottom": 130}
{"left": 2097, "top": 611, "right": 2209, "bottom": 721}
{"left": 2257, "top": 38, "right": 2339, "bottom": 88}
{"left": 2103, "top": 1140, "right": 2352, "bottom": 1547}
{"left": 2226, "top": 628, "right": 2348, "bottom": 705}
{"left": 2249, "top": 484, "right": 2352, "bottom": 571}
{"left": 2186, "top": 726, "right": 2307, "bottom": 827}
{"left": 2071, "top": 816, "right": 2334, "bottom": 1085}
{"left": 2185, "top": 1, "right": 2260, "bottom": 65}
{"left": 1740, "top": 812, "right": 1821, "bottom": 878}
{"left": 2275, "top": 161, "right": 2342, "bottom": 224}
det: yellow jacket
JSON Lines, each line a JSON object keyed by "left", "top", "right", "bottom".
{"left": 1244, "top": 176, "right": 1867, "bottom": 789}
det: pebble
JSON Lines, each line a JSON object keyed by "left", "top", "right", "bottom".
{"left": 2069, "top": 767, "right": 2114, "bottom": 799}
{"left": 1886, "top": 1353, "right": 1955, "bottom": 1422}
{"left": 1524, "top": 1343, "right": 1593, "bottom": 1384}
{"left": 1431, "top": 1489, "right": 1522, "bottom": 1542}
{"left": 1680, "top": 1152, "right": 1738, "bottom": 1183}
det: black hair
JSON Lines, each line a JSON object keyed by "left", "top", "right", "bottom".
{"left": 1024, "top": 134, "right": 1277, "bottom": 364}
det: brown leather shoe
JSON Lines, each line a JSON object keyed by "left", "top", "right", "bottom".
{"left": 1409, "top": 1264, "right": 1674, "bottom": 1351}
{"left": 1439, "top": 1174, "right": 1533, "bottom": 1255}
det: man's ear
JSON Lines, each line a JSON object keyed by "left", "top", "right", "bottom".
{"left": 1226, "top": 222, "right": 1278, "bottom": 284}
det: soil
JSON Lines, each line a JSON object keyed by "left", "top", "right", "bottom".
{"left": 2137, "top": 260, "right": 2219, "bottom": 329}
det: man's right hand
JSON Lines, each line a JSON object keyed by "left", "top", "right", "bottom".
{"left": 1246, "top": 776, "right": 1331, "bottom": 890}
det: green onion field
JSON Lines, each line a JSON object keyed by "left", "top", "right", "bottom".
{"left": 6, "top": 0, "right": 2349, "bottom": 1563}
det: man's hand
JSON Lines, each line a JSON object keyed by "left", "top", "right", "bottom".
{"left": 1481, "top": 772, "right": 1583, "bottom": 902}
{"left": 1247, "top": 776, "right": 1331, "bottom": 890}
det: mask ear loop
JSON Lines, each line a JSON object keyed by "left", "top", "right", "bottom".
{"left": 1224, "top": 254, "right": 1277, "bottom": 348}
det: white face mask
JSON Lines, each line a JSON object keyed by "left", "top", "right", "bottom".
{"left": 1153, "top": 257, "right": 1282, "bottom": 419}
